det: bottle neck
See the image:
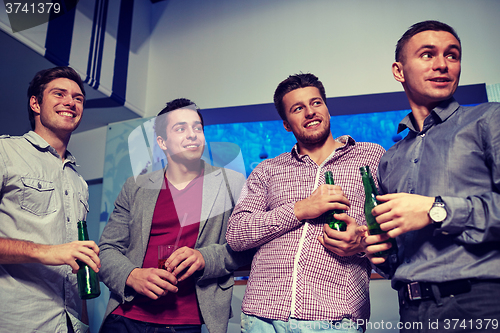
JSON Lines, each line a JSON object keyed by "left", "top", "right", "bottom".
{"left": 77, "top": 221, "right": 89, "bottom": 241}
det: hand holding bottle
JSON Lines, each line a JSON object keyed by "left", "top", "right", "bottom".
{"left": 359, "top": 166, "right": 398, "bottom": 260}
{"left": 294, "top": 181, "right": 350, "bottom": 222}
{"left": 76, "top": 221, "right": 101, "bottom": 299}
{"left": 318, "top": 213, "right": 367, "bottom": 256}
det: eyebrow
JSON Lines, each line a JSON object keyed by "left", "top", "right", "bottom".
{"left": 417, "top": 44, "right": 461, "bottom": 54}
{"left": 171, "top": 120, "right": 202, "bottom": 127}
{"left": 49, "top": 87, "right": 85, "bottom": 99}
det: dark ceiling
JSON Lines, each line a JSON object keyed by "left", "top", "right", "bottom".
{"left": 0, "top": 29, "right": 141, "bottom": 136}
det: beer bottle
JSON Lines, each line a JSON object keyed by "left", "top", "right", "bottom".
{"left": 76, "top": 221, "right": 101, "bottom": 299}
{"left": 324, "top": 171, "right": 347, "bottom": 231}
{"left": 359, "top": 166, "right": 398, "bottom": 258}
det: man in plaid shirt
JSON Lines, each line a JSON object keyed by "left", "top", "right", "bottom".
{"left": 226, "top": 73, "right": 385, "bottom": 332}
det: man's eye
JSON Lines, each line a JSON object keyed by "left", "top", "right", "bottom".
{"left": 293, "top": 106, "right": 303, "bottom": 113}
{"left": 421, "top": 53, "right": 432, "bottom": 59}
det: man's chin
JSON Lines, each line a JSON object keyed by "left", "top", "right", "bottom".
{"left": 296, "top": 129, "right": 330, "bottom": 146}
{"left": 170, "top": 152, "right": 203, "bottom": 164}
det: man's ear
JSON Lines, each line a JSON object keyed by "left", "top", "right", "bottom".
{"left": 156, "top": 136, "right": 167, "bottom": 150}
{"left": 392, "top": 62, "right": 405, "bottom": 83}
{"left": 283, "top": 120, "right": 292, "bottom": 132}
{"left": 30, "top": 96, "right": 41, "bottom": 114}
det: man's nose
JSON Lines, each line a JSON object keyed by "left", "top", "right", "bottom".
{"left": 433, "top": 55, "right": 448, "bottom": 72}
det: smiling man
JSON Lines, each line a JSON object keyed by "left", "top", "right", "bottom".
{"left": 362, "top": 21, "right": 500, "bottom": 332}
{"left": 226, "top": 73, "right": 385, "bottom": 332}
{"left": 0, "top": 66, "right": 100, "bottom": 332}
{"left": 98, "top": 98, "right": 252, "bottom": 333}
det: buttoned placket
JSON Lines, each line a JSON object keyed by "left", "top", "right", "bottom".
{"left": 290, "top": 144, "right": 344, "bottom": 318}
{"left": 58, "top": 153, "right": 78, "bottom": 319}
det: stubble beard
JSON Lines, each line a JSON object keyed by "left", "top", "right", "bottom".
{"left": 296, "top": 121, "right": 331, "bottom": 146}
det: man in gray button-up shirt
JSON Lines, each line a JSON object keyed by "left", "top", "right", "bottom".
{"left": 0, "top": 67, "right": 101, "bottom": 332}
{"left": 363, "top": 21, "right": 500, "bottom": 332}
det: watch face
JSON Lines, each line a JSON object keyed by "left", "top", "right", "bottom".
{"left": 430, "top": 206, "right": 447, "bottom": 222}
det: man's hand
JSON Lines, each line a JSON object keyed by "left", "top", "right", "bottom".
{"left": 294, "top": 184, "right": 350, "bottom": 221}
{"left": 0, "top": 238, "right": 101, "bottom": 274}
{"left": 164, "top": 247, "right": 205, "bottom": 282}
{"left": 126, "top": 267, "right": 178, "bottom": 300}
{"left": 360, "top": 232, "right": 394, "bottom": 265}
{"left": 36, "top": 241, "right": 101, "bottom": 273}
{"left": 318, "top": 213, "right": 367, "bottom": 256}
{"left": 373, "top": 193, "right": 434, "bottom": 238}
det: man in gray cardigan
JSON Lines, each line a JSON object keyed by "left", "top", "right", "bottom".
{"left": 98, "top": 98, "right": 252, "bottom": 333}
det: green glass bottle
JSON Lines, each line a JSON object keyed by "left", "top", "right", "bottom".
{"left": 76, "top": 221, "right": 101, "bottom": 299}
{"left": 324, "top": 171, "right": 347, "bottom": 231}
{"left": 359, "top": 166, "right": 398, "bottom": 257}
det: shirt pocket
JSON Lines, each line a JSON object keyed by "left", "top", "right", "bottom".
{"left": 21, "top": 177, "right": 57, "bottom": 216}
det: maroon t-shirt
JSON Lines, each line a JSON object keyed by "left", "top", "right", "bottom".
{"left": 113, "top": 171, "right": 204, "bottom": 324}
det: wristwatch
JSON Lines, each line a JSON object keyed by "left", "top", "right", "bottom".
{"left": 429, "top": 196, "right": 447, "bottom": 224}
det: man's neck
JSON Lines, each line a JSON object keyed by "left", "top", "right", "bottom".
{"left": 34, "top": 128, "right": 70, "bottom": 160}
{"left": 406, "top": 94, "right": 446, "bottom": 132}
{"left": 165, "top": 159, "right": 203, "bottom": 190}
{"left": 297, "top": 135, "right": 343, "bottom": 166}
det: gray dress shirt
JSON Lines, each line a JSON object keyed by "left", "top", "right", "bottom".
{"left": 378, "top": 98, "right": 500, "bottom": 287}
{"left": 0, "top": 131, "right": 89, "bottom": 333}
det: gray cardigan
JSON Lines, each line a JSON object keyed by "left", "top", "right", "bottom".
{"left": 98, "top": 162, "right": 252, "bottom": 333}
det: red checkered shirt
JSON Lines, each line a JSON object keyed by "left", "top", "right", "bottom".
{"left": 226, "top": 136, "right": 385, "bottom": 322}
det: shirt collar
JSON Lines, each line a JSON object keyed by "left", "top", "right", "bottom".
{"left": 290, "top": 135, "right": 356, "bottom": 160}
{"left": 23, "top": 131, "right": 77, "bottom": 164}
{"left": 397, "top": 97, "right": 460, "bottom": 133}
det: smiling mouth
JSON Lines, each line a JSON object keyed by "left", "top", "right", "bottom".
{"left": 305, "top": 120, "right": 320, "bottom": 128}
{"left": 183, "top": 144, "right": 200, "bottom": 149}
{"left": 57, "top": 111, "right": 75, "bottom": 118}
{"left": 429, "top": 78, "right": 451, "bottom": 83}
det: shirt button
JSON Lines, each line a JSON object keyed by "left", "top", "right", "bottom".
{"left": 420, "top": 133, "right": 426, "bottom": 138}
{"left": 410, "top": 189, "right": 415, "bottom": 194}
{"left": 65, "top": 190, "right": 68, "bottom": 195}
{"left": 413, "top": 158, "right": 418, "bottom": 163}
{"left": 38, "top": 182, "right": 42, "bottom": 189}
{"left": 67, "top": 217, "right": 70, "bottom": 222}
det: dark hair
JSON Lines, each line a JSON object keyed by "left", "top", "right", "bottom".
{"left": 154, "top": 98, "right": 204, "bottom": 139}
{"left": 395, "top": 20, "right": 461, "bottom": 63}
{"left": 27, "top": 66, "right": 86, "bottom": 130}
{"left": 273, "top": 73, "right": 327, "bottom": 121}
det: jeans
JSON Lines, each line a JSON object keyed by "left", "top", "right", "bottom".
{"left": 241, "top": 313, "right": 364, "bottom": 333}
{"left": 100, "top": 314, "right": 202, "bottom": 333}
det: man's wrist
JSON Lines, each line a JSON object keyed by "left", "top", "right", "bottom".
{"left": 293, "top": 200, "right": 307, "bottom": 222}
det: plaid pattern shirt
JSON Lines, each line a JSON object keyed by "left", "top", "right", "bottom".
{"left": 227, "top": 136, "right": 385, "bottom": 322}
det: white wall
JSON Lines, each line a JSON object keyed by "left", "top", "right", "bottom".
{"left": 68, "top": 126, "right": 107, "bottom": 181}
{"left": 144, "top": 0, "right": 500, "bottom": 117}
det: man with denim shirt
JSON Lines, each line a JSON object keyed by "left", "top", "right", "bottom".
{"left": 0, "top": 67, "right": 100, "bottom": 332}
{"left": 227, "top": 73, "right": 385, "bottom": 332}
{"left": 362, "top": 21, "right": 500, "bottom": 332}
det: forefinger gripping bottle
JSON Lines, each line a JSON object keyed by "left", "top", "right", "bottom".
{"left": 359, "top": 166, "right": 398, "bottom": 259}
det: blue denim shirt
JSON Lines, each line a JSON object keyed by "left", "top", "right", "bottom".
{"left": 0, "top": 131, "right": 89, "bottom": 332}
{"left": 378, "top": 98, "right": 500, "bottom": 287}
